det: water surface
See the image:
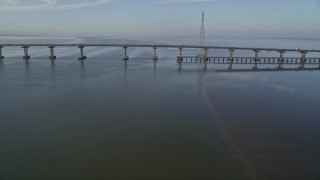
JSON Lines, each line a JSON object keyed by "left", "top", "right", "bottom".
{"left": 1, "top": 36, "right": 320, "bottom": 179}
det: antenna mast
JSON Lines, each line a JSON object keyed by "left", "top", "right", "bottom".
{"left": 197, "top": 12, "right": 206, "bottom": 57}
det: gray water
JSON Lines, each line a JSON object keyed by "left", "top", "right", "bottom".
{"left": 1, "top": 36, "right": 320, "bottom": 179}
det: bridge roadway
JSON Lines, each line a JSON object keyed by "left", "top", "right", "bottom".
{"left": 1, "top": 43, "right": 320, "bottom": 52}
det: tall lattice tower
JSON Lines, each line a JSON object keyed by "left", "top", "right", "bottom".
{"left": 197, "top": 12, "right": 205, "bottom": 57}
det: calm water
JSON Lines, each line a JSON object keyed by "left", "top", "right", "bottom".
{"left": 1, "top": 36, "right": 320, "bottom": 179}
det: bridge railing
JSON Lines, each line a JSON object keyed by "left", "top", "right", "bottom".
{"left": 182, "top": 56, "right": 320, "bottom": 65}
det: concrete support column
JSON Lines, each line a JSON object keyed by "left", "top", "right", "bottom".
{"left": 0, "top": 46, "right": 4, "bottom": 59}
{"left": 48, "top": 46, "right": 56, "bottom": 60}
{"left": 278, "top": 50, "right": 285, "bottom": 69}
{"left": 176, "top": 47, "right": 183, "bottom": 63}
{"left": 228, "top": 49, "right": 234, "bottom": 70}
{"left": 22, "top": 46, "right": 30, "bottom": 60}
{"left": 253, "top": 49, "right": 260, "bottom": 69}
{"left": 299, "top": 51, "right": 307, "bottom": 69}
{"left": 78, "top": 46, "right": 87, "bottom": 60}
{"left": 152, "top": 47, "right": 158, "bottom": 60}
{"left": 122, "top": 46, "right": 129, "bottom": 60}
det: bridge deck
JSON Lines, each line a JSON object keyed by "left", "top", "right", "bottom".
{"left": 0, "top": 44, "right": 320, "bottom": 53}
{"left": 0, "top": 44, "right": 319, "bottom": 69}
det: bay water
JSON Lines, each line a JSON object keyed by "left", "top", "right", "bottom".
{"left": 1, "top": 36, "right": 320, "bottom": 179}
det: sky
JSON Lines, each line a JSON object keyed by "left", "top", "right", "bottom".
{"left": 0, "top": 0, "right": 319, "bottom": 38}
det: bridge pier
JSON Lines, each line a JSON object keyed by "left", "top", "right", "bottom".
{"left": 122, "top": 46, "right": 129, "bottom": 60}
{"left": 48, "top": 46, "right": 56, "bottom": 60}
{"left": 278, "top": 50, "right": 285, "bottom": 69}
{"left": 299, "top": 51, "right": 307, "bottom": 69}
{"left": 176, "top": 47, "right": 183, "bottom": 63}
{"left": 22, "top": 46, "right": 30, "bottom": 60}
{"left": 152, "top": 47, "right": 158, "bottom": 60}
{"left": 78, "top": 46, "right": 87, "bottom": 60}
{"left": 0, "top": 46, "right": 4, "bottom": 59}
{"left": 228, "top": 49, "right": 234, "bottom": 70}
{"left": 253, "top": 50, "right": 260, "bottom": 69}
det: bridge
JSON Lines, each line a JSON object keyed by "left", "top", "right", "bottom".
{"left": 0, "top": 43, "right": 319, "bottom": 69}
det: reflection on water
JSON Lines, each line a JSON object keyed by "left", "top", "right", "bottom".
{"left": 50, "top": 59, "right": 56, "bottom": 82}
{"left": 80, "top": 60, "right": 85, "bottom": 83}
{"left": 214, "top": 67, "right": 320, "bottom": 73}
{"left": 0, "top": 59, "right": 3, "bottom": 70}
{"left": 153, "top": 60, "right": 157, "bottom": 71}
{"left": 203, "top": 61, "right": 208, "bottom": 71}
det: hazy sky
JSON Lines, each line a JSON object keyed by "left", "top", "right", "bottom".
{"left": 0, "top": 0, "right": 319, "bottom": 38}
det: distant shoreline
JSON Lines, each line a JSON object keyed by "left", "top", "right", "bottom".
{"left": 1, "top": 34, "right": 320, "bottom": 42}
